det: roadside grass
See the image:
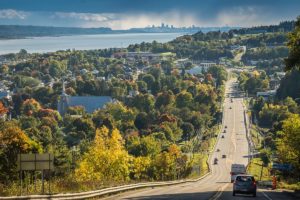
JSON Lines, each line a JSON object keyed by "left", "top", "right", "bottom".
{"left": 278, "top": 180, "right": 300, "bottom": 190}
{"left": 187, "top": 153, "right": 209, "bottom": 179}
{"left": 247, "top": 158, "right": 271, "bottom": 181}
{"left": 250, "top": 125, "right": 263, "bottom": 149}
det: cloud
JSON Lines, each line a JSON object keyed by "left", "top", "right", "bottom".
{"left": 53, "top": 12, "right": 117, "bottom": 22}
{"left": 216, "top": 6, "right": 285, "bottom": 27}
{"left": 50, "top": 11, "right": 201, "bottom": 29}
{"left": 0, "top": 9, "right": 28, "bottom": 19}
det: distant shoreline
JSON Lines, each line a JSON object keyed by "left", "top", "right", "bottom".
{"left": 0, "top": 24, "right": 237, "bottom": 41}
{"left": 0, "top": 32, "right": 188, "bottom": 41}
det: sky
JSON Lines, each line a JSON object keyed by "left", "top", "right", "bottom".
{"left": 0, "top": 0, "right": 299, "bottom": 29}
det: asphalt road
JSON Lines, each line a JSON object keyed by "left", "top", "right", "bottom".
{"left": 101, "top": 79, "right": 297, "bottom": 200}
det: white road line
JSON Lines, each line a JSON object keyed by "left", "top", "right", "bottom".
{"left": 209, "top": 183, "right": 229, "bottom": 200}
{"left": 261, "top": 190, "right": 273, "bottom": 200}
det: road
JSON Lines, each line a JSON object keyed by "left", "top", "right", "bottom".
{"left": 101, "top": 78, "right": 296, "bottom": 200}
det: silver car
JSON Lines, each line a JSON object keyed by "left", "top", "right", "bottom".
{"left": 233, "top": 175, "right": 257, "bottom": 197}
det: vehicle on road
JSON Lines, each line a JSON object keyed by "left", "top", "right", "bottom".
{"left": 223, "top": 129, "right": 226, "bottom": 133}
{"left": 233, "top": 175, "right": 257, "bottom": 197}
{"left": 222, "top": 155, "right": 226, "bottom": 158}
{"left": 221, "top": 135, "right": 225, "bottom": 138}
{"left": 225, "top": 125, "right": 227, "bottom": 128}
{"left": 229, "top": 106, "right": 232, "bottom": 109}
{"left": 214, "top": 158, "right": 218, "bottom": 164}
{"left": 231, "top": 164, "right": 246, "bottom": 182}
{"left": 217, "top": 149, "right": 220, "bottom": 152}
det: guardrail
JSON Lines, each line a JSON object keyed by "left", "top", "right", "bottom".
{"left": 0, "top": 172, "right": 212, "bottom": 200}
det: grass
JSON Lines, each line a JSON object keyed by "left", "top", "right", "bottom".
{"left": 278, "top": 180, "right": 300, "bottom": 190}
{"left": 250, "top": 126, "right": 263, "bottom": 149}
{"left": 247, "top": 158, "right": 271, "bottom": 181}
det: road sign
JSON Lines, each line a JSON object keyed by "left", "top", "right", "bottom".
{"left": 272, "top": 163, "right": 292, "bottom": 171}
{"left": 17, "top": 153, "right": 54, "bottom": 171}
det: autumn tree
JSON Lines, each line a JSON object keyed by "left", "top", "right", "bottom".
{"left": 0, "top": 121, "right": 41, "bottom": 182}
{"left": 21, "top": 98, "right": 41, "bottom": 116}
{"left": 75, "top": 126, "right": 130, "bottom": 182}
{"left": 0, "top": 102, "right": 8, "bottom": 116}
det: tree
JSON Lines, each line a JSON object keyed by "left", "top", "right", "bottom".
{"left": 0, "top": 102, "right": 8, "bottom": 116}
{"left": 277, "top": 114, "right": 300, "bottom": 173}
{"left": 21, "top": 98, "right": 41, "bottom": 116}
{"left": 75, "top": 126, "right": 130, "bottom": 182}
{"left": 285, "top": 17, "right": 300, "bottom": 71}
{"left": 134, "top": 112, "right": 149, "bottom": 130}
{"left": 181, "top": 122, "right": 195, "bottom": 141}
{"left": 175, "top": 91, "right": 193, "bottom": 108}
{"left": 155, "top": 91, "right": 174, "bottom": 108}
{"left": 132, "top": 156, "right": 151, "bottom": 180}
{"left": 132, "top": 94, "right": 154, "bottom": 112}
{"left": 142, "top": 74, "right": 155, "bottom": 90}
{"left": 0, "top": 121, "right": 41, "bottom": 181}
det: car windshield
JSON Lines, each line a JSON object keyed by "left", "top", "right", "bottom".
{"left": 236, "top": 176, "right": 254, "bottom": 182}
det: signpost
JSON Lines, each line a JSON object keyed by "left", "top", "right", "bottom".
{"left": 17, "top": 153, "right": 54, "bottom": 195}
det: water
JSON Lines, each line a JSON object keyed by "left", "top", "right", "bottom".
{"left": 0, "top": 33, "right": 183, "bottom": 55}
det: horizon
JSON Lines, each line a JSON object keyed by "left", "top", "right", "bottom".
{"left": 0, "top": 0, "right": 299, "bottom": 30}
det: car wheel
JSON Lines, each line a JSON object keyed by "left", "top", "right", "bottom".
{"left": 232, "top": 191, "right": 235, "bottom": 196}
{"left": 253, "top": 192, "right": 256, "bottom": 197}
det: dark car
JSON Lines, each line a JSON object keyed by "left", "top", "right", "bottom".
{"left": 223, "top": 129, "right": 226, "bottom": 133}
{"left": 221, "top": 135, "right": 225, "bottom": 138}
{"left": 225, "top": 125, "right": 227, "bottom": 129}
{"left": 233, "top": 175, "right": 257, "bottom": 197}
{"left": 222, "top": 155, "right": 226, "bottom": 158}
{"left": 214, "top": 158, "right": 218, "bottom": 164}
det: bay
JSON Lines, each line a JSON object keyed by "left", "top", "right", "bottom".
{"left": 0, "top": 33, "right": 183, "bottom": 55}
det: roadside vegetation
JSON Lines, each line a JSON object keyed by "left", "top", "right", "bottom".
{"left": 240, "top": 17, "right": 300, "bottom": 190}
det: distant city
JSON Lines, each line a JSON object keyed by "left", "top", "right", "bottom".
{"left": 130, "top": 23, "right": 238, "bottom": 33}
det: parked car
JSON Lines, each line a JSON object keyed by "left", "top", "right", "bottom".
{"left": 225, "top": 125, "right": 227, "bottom": 129}
{"left": 217, "top": 149, "right": 220, "bottom": 152}
{"left": 221, "top": 135, "right": 225, "bottom": 138}
{"left": 223, "top": 129, "right": 226, "bottom": 133}
{"left": 222, "top": 155, "right": 226, "bottom": 158}
{"left": 233, "top": 175, "right": 257, "bottom": 197}
{"left": 229, "top": 106, "right": 232, "bottom": 109}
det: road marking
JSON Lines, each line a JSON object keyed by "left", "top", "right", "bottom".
{"left": 209, "top": 183, "right": 229, "bottom": 200}
{"left": 261, "top": 190, "right": 273, "bottom": 200}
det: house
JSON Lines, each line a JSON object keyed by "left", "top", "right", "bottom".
{"left": 57, "top": 82, "right": 112, "bottom": 115}
{"left": 112, "top": 52, "right": 175, "bottom": 64}
{"left": 186, "top": 66, "right": 206, "bottom": 75}
{"left": 257, "top": 90, "right": 276, "bottom": 100}
{"left": 0, "top": 90, "right": 12, "bottom": 100}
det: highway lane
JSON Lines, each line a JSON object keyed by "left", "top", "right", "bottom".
{"left": 101, "top": 78, "right": 296, "bottom": 200}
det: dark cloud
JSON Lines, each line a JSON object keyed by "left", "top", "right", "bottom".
{"left": 0, "top": 0, "right": 299, "bottom": 28}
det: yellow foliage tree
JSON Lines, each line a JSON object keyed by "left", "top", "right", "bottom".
{"left": 132, "top": 156, "right": 151, "bottom": 180}
{"left": 75, "top": 126, "right": 131, "bottom": 182}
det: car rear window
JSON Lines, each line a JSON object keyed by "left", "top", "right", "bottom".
{"left": 236, "top": 176, "right": 254, "bottom": 182}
